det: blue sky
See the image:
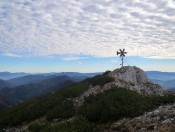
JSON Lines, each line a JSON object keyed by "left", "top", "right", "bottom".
{"left": 0, "top": 54, "right": 175, "bottom": 73}
{"left": 0, "top": 0, "right": 175, "bottom": 73}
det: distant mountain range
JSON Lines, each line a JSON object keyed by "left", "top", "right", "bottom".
{"left": 0, "top": 79, "right": 12, "bottom": 89}
{"left": 146, "top": 71, "right": 175, "bottom": 89}
{"left": 0, "top": 72, "right": 100, "bottom": 80}
{"left": 0, "top": 71, "right": 175, "bottom": 89}
{"left": 146, "top": 71, "right": 175, "bottom": 81}
{"left": 151, "top": 79, "right": 175, "bottom": 89}
{"left": 0, "top": 72, "right": 101, "bottom": 111}
{"left": 0, "top": 72, "right": 29, "bottom": 80}
{"left": 7, "top": 75, "right": 54, "bottom": 87}
{"left": 0, "top": 75, "right": 76, "bottom": 111}
{"left": 0, "top": 72, "right": 101, "bottom": 89}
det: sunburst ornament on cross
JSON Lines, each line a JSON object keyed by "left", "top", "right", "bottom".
{"left": 117, "top": 49, "right": 127, "bottom": 67}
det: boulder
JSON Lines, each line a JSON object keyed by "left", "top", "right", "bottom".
{"left": 109, "top": 66, "right": 150, "bottom": 84}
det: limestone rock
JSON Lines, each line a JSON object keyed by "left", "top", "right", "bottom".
{"left": 109, "top": 66, "right": 150, "bottom": 84}
{"left": 109, "top": 66, "right": 165, "bottom": 96}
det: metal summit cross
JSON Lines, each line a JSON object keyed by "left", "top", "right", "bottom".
{"left": 117, "top": 49, "right": 127, "bottom": 67}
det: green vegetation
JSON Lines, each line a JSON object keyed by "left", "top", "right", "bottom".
{"left": 78, "top": 88, "right": 175, "bottom": 123}
{"left": 0, "top": 81, "right": 89, "bottom": 126}
{"left": 78, "top": 88, "right": 150, "bottom": 122}
{"left": 28, "top": 117, "right": 94, "bottom": 132}
{"left": 60, "top": 82, "right": 89, "bottom": 98}
{"left": 85, "top": 75, "right": 114, "bottom": 86}
{"left": 46, "top": 100, "right": 75, "bottom": 121}
{"left": 103, "top": 70, "right": 111, "bottom": 76}
{"left": 28, "top": 123, "right": 45, "bottom": 132}
{"left": 146, "top": 93, "right": 175, "bottom": 106}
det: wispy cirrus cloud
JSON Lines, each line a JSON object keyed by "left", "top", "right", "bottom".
{"left": 2, "top": 52, "right": 22, "bottom": 57}
{"left": 62, "top": 56, "right": 87, "bottom": 61}
{"left": 0, "top": 0, "right": 175, "bottom": 59}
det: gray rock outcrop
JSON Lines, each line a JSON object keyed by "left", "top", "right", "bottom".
{"left": 110, "top": 103, "right": 175, "bottom": 132}
{"left": 109, "top": 66, "right": 165, "bottom": 96}
{"left": 109, "top": 66, "right": 150, "bottom": 84}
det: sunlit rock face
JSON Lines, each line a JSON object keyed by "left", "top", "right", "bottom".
{"left": 109, "top": 66, "right": 150, "bottom": 84}
{"left": 109, "top": 66, "right": 165, "bottom": 96}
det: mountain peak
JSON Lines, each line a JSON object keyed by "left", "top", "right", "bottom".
{"left": 109, "top": 66, "right": 150, "bottom": 84}
{"left": 107, "top": 66, "right": 165, "bottom": 96}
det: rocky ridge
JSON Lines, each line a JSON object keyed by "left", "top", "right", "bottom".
{"left": 109, "top": 66, "right": 149, "bottom": 84}
{"left": 73, "top": 66, "right": 165, "bottom": 107}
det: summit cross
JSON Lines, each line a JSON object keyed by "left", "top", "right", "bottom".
{"left": 117, "top": 49, "right": 127, "bottom": 67}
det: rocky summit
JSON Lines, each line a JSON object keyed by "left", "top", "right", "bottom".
{"left": 109, "top": 66, "right": 150, "bottom": 84}
{"left": 109, "top": 66, "right": 165, "bottom": 96}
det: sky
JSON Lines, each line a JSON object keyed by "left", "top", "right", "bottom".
{"left": 0, "top": 0, "right": 175, "bottom": 73}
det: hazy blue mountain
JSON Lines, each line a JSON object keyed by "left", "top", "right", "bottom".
{"left": 55, "top": 72, "right": 101, "bottom": 77}
{"left": 0, "top": 72, "right": 100, "bottom": 89}
{"left": 37, "top": 72, "right": 101, "bottom": 78}
{"left": 163, "top": 80, "right": 175, "bottom": 89}
{"left": 146, "top": 71, "right": 175, "bottom": 89}
{"left": 7, "top": 75, "right": 53, "bottom": 87}
{"left": 146, "top": 71, "right": 175, "bottom": 81}
{"left": 0, "top": 72, "right": 29, "bottom": 80}
{"left": 7, "top": 73, "right": 99, "bottom": 88}
{"left": 0, "top": 73, "right": 92, "bottom": 111}
{"left": 0, "top": 96, "right": 9, "bottom": 111}
{"left": 0, "top": 75, "right": 75, "bottom": 110}
{"left": 151, "top": 79, "right": 165, "bottom": 86}
{"left": 0, "top": 79, "right": 12, "bottom": 89}
{"left": 0, "top": 71, "right": 101, "bottom": 80}
{"left": 150, "top": 78, "right": 175, "bottom": 89}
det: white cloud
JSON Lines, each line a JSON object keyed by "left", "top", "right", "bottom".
{"left": 61, "top": 56, "right": 87, "bottom": 61}
{"left": 2, "top": 52, "right": 22, "bottom": 57}
{"left": 62, "top": 56, "right": 81, "bottom": 61}
{"left": 0, "top": 0, "right": 175, "bottom": 59}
